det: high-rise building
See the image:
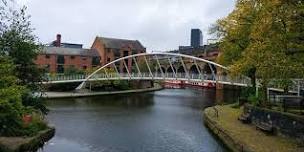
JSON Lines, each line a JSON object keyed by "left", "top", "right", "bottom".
{"left": 191, "top": 29, "right": 203, "bottom": 48}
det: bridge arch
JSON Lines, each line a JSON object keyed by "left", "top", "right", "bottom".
{"left": 75, "top": 52, "right": 246, "bottom": 90}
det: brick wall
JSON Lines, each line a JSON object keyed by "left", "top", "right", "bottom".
{"left": 35, "top": 54, "right": 96, "bottom": 73}
{"left": 91, "top": 38, "right": 145, "bottom": 73}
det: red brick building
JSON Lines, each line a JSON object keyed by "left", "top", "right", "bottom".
{"left": 35, "top": 34, "right": 101, "bottom": 73}
{"left": 91, "top": 37, "right": 146, "bottom": 72}
{"left": 35, "top": 35, "right": 146, "bottom": 73}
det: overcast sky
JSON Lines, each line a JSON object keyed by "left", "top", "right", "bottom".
{"left": 18, "top": 0, "right": 235, "bottom": 51}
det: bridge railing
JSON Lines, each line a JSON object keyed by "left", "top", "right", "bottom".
{"left": 45, "top": 74, "right": 88, "bottom": 81}
{"left": 44, "top": 72, "right": 252, "bottom": 86}
{"left": 267, "top": 79, "right": 304, "bottom": 94}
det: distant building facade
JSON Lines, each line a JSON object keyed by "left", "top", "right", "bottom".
{"left": 168, "top": 29, "right": 219, "bottom": 62}
{"left": 35, "top": 34, "right": 101, "bottom": 73}
{"left": 191, "top": 29, "right": 203, "bottom": 48}
{"left": 35, "top": 34, "right": 146, "bottom": 73}
{"left": 170, "top": 44, "right": 219, "bottom": 61}
{"left": 91, "top": 37, "right": 146, "bottom": 72}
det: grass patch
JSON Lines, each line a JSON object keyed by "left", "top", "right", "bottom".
{"left": 205, "top": 105, "right": 302, "bottom": 152}
{"left": 230, "top": 102, "right": 241, "bottom": 109}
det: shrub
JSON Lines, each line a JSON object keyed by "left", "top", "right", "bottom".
{"left": 20, "top": 113, "right": 48, "bottom": 136}
{"left": 247, "top": 94, "right": 261, "bottom": 106}
{"left": 0, "top": 102, "right": 23, "bottom": 136}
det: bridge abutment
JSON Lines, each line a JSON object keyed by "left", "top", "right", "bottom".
{"left": 216, "top": 83, "right": 224, "bottom": 90}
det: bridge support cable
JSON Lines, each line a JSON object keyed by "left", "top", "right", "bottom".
{"left": 155, "top": 55, "right": 164, "bottom": 79}
{"left": 123, "top": 59, "right": 132, "bottom": 79}
{"left": 104, "top": 68, "right": 110, "bottom": 80}
{"left": 133, "top": 57, "right": 142, "bottom": 78}
{"left": 180, "top": 56, "right": 190, "bottom": 80}
{"left": 113, "top": 63, "right": 121, "bottom": 79}
{"left": 194, "top": 60, "right": 203, "bottom": 80}
{"left": 167, "top": 55, "right": 177, "bottom": 79}
{"left": 208, "top": 63, "right": 217, "bottom": 82}
{"left": 144, "top": 56, "right": 153, "bottom": 79}
{"left": 153, "top": 65, "right": 158, "bottom": 77}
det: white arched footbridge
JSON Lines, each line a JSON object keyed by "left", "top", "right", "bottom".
{"left": 44, "top": 53, "right": 252, "bottom": 89}
{"left": 76, "top": 52, "right": 252, "bottom": 89}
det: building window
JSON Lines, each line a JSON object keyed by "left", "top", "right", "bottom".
{"left": 57, "top": 55, "right": 65, "bottom": 64}
{"left": 123, "top": 51, "right": 128, "bottom": 57}
{"left": 45, "top": 55, "right": 50, "bottom": 59}
{"left": 107, "top": 58, "right": 111, "bottom": 63}
{"left": 107, "top": 49, "right": 111, "bottom": 53}
{"left": 82, "top": 56, "right": 87, "bottom": 61}
{"left": 70, "top": 56, "right": 75, "bottom": 59}
{"left": 114, "top": 50, "right": 120, "bottom": 58}
{"left": 83, "top": 66, "right": 87, "bottom": 70}
{"left": 57, "top": 65, "right": 64, "bottom": 73}
{"left": 92, "top": 57, "right": 100, "bottom": 65}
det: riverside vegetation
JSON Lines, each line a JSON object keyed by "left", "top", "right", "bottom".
{"left": 0, "top": 1, "right": 49, "bottom": 138}
{"left": 211, "top": 0, "right": 304, "bottom": 107}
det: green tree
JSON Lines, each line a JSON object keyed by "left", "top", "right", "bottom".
{"left": 0, "top": 3, "right": 47, "bottom": 114}
{"left": 212, "top": 0, "right": 304, "bottom": 104}
{"left": 210, "top": 0, "right": 259, "bottom": 86}
{"left": 0, "top": 56, "right": 26, "bottom": 136}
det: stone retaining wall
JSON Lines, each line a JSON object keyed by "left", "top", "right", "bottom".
{"left": 0, "top": 127, "right": 55, "bottom": 152}
{"left": 244, "top": 104, "right": 304, "bottom": 143}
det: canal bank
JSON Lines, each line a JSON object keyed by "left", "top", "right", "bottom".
{"left": 204, "top": 105, "right": 303, "bottom": 152}
{"left": 0, "top": 126, "right": 55, "bottom": 152}
{"left": 42, "top": 83, "right": 163, "bottom": 99}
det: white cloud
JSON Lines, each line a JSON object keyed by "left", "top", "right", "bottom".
{"left": 18, "top": 0, "right": 235, "bottom": 51}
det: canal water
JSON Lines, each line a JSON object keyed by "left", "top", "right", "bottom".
{"left": 41, "top": 88, "right": 239, "bottom": 152}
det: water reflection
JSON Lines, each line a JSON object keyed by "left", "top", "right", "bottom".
{"left": 42, "top": 88, "right": 238, "bottom": 152}
{"left": 47, "top": 94, "right": 155, "bottom": 110}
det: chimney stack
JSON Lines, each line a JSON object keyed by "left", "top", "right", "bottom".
{"left": 56, "top": 34, "right": 61, "bottom": 47}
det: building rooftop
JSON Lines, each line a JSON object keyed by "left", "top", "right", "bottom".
{"left": 60, "top": 43, "right": 83, "bottom": 49}
{"left": 168, "top": 44, "right": 219, "bottom": 56}
{"left": 97, "top": 37, "right": 145, "bottom": 50}
{"left": 41, "top": 47, "right": 100, "bottom": 57}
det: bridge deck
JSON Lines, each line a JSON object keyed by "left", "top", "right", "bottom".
{"left": 43, "top": 75, "right": 250, "bottom": 87}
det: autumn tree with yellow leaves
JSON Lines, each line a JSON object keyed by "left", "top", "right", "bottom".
{"left": 211, "top": 0, "right": 304, "bottom": 104}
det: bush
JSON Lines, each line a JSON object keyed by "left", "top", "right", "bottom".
{"left": 0, "top": 102, "right": 23, "bottom": 136}
{"left": 115, "top": 80, "right": 130, "bottom": 90}
{"left": 247, "top": 94, "right": 260, "bottom": 106}
{"left": 20, "top": 113, "right": 48, "bottom": 136}
{"left": 22, "top": 93, "right": 49, "bottom": 115}
{"left": 0, "top": 101, "right": 47, "bottom": 137}
{"left": 0, "top": 57, "right": 47, "bottom": 137}
{"left": 240, "top": 87, "right": 255, "bottom": 99}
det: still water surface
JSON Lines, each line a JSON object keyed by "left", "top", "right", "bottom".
{"left": 41, "top": 88, "right": 238, "bottom": 152}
